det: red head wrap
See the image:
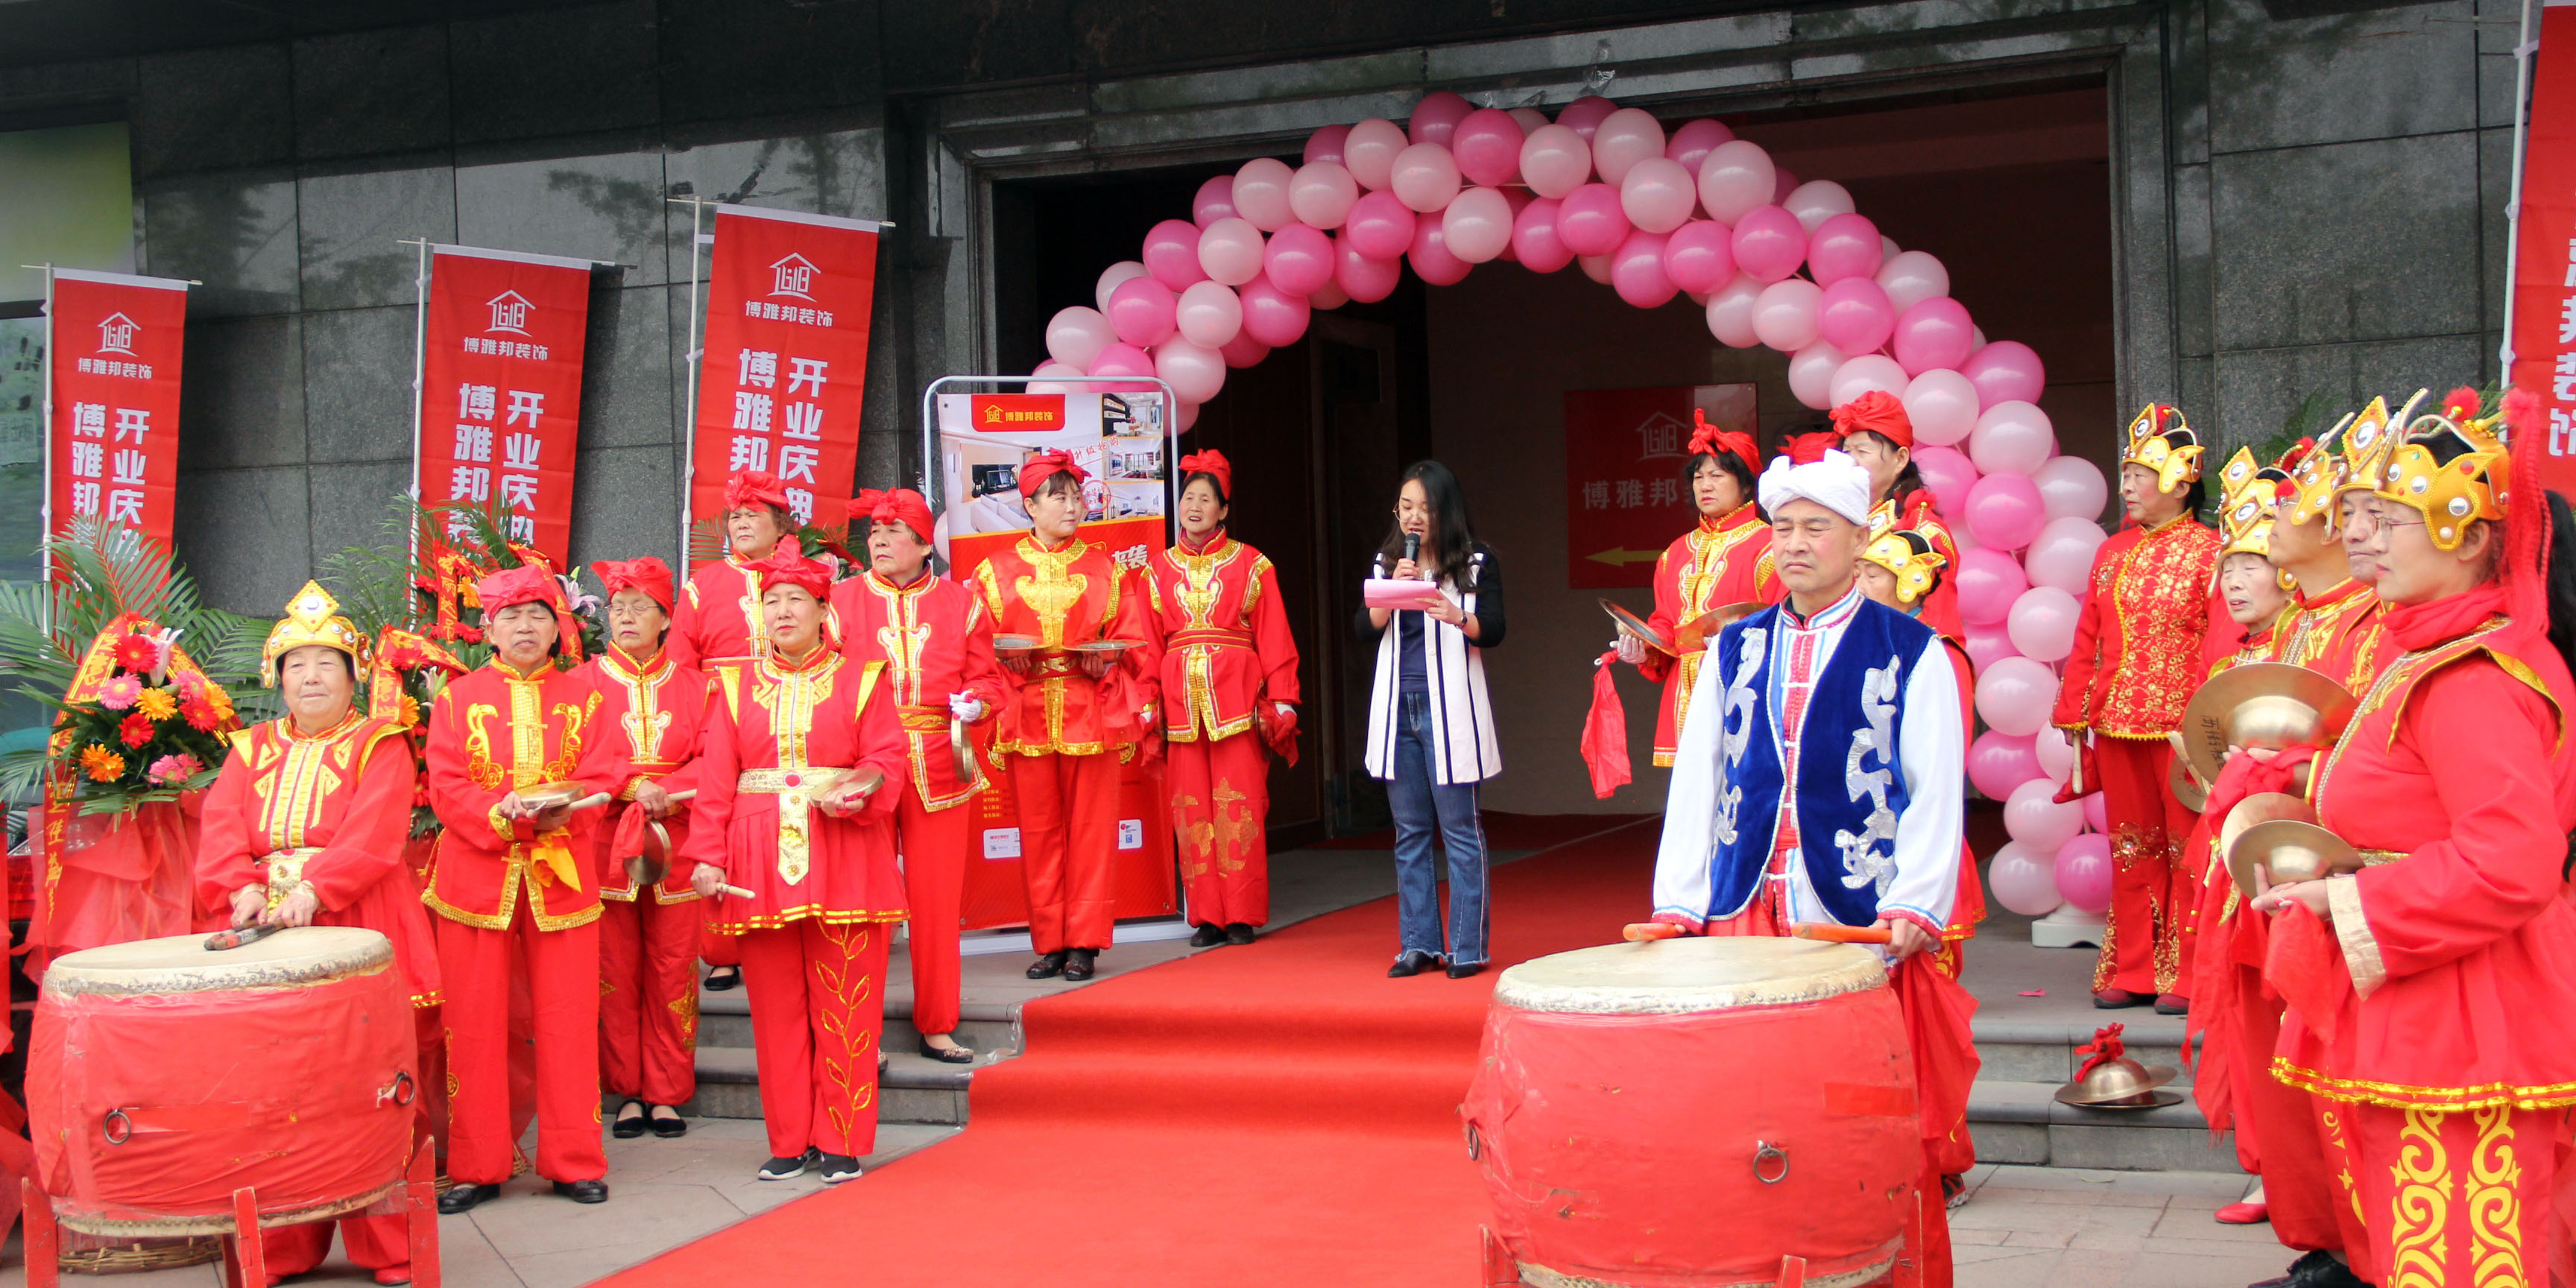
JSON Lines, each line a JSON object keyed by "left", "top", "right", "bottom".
{"left": 743, "top": 549, "right": 836, "bottom": 600}
{"left": 1177, "top": 449, "right": 1234, "bottom": 500}
{"left": 473, "top": 565, "right": 583, "bottom": 662}
{"left": 847, "top": 487, "right": 934, "bottom": 543}
{"left": 1781, "top": 431, "right": 1837, "bottom": 466}
{"left": 1017, "top": 450, "right": 1088, "bottom": 500}
{"left": 1687, "top": 410, "right": 1758, "bottom": 473}
{"left": 590, "top": 557, "right": 675, "bottom": 612}
{"left": 1830, "top": 391, "right": 1913, "bottom": 449}
{"left": 724, "top": 470, "right": 793, "bottom": 516}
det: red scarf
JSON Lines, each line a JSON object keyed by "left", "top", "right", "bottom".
{"left": 2383, "top": 583, "right": 2510, "bottom": 653}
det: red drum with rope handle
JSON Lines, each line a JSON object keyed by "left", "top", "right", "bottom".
{"left": 30, "top": 926, "right": 417, "bottom": 1237}
{"left": 1463, "top": 937, "right": 1920, "bottom": 1288}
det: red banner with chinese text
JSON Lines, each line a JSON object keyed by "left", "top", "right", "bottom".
{"left": 46, "top": 270, "right": 188, "bottom": 549}
{"left": 416, "top": 245, "right": 593, "bottom": 566}
{"left": 2510, "top": 0, "right": 2576, "bottom": 500}
{"left": 689, "top": 205, "right": 880, "bottom": 537}
{"left": 1562, "top": 384, "right": 1758, "bottom": 588}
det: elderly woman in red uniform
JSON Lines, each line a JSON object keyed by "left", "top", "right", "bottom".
{"left": 198, "top": 583, "right": 441, "bottom": 1286}
{"left": 685, "top": 550, "right": 909, "bottom": 1185}
{"left": 833, "top": 487, "right": 1005, "bottom": 1064}
{"left": 2246, "top": 392, "right": 2576, "bottom": 1288}
{"left": 2051, "top": 405, "right": 2220, "bottom": 1013}
{"left": 580, "top": 557, "right": 707, "bottom": 1141}
{"left": 973, "top": 450, "right": 1158, "bottom": 983}
{"left": 1149, "top": 450, "right": 1301, "bottom": 947}
{"left": 1612, "top": 412, "right": 1772, "bottom": 769}
{"left": 1834, "top": 391, "right": 1964, "bottom": 640}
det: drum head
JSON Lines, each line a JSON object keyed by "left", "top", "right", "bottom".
{"left": 1495, "top": 937, "right": 1887, "bottom": 1015}
{"left": 45, "top": 926, "right": 394, "bottom": 999}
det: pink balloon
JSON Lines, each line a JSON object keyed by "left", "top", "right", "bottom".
{"left": 1045, "top": 306, "right": 1115, "bottom": 370}
{"left": 1665, "top": 119, "right": 1735, "bottom": 173}
{"left": 1751, "top": 278, "right": 1823, "bottom": 352}
{"left": 1217, "top": 330, "right": 1271, "bottom": 368}
{"left": 1308, "top": 277, "right": 1350, "bottom": 310}
{"left": 1890, "top": 297, "right": 1974, "bottom": 376}
{"left": 2033, "top": 457, "right": 2109, "bottom": 522}
{"left": 1085, "top": 341, "right": 1157, "bottom": 394}
{"left": 1197, "top": 218, "right": 1266, "bottom": 287}
{"left": 1815, "top": 277, "right": 1895, "bottom": 354}
{"left": 1142, "top": 218, "right": 1209, "bottom": 291}
{"left": 1787, "top": 341, "right": 1846, "bottom": 411}
{"left": 1968, "top": 730, "right": 2042, "bottom": 799}
{"left": 1955, "top": 546, "right": 2030, "bottom": 626}
{"left": 1976, "top": 654, "right": 2059, "bottom": 737}
{"left": 2083, "top": 793, "right": 2107, "bottom": 833}
{"left": 1175, "top": 280, "right": 1243, "bottom": 349}
{"left": 1342, "top": 190, "right": 1418, "bottom": 260}
{"left": 1334, "top": 236, "right": 1403, "bottom": 303}
{"left": 1237, "top": 274, "right": 1313, "bottom": 348}
{"left": 1172, "top": 400, "right": 1200, "bottom": 433}
{"left": 2036, "top": 726, "right": 2076, "bottom": 783}
{"left": 1705, "top": 275, "right": 1764, "bottom": 348}
{"left": 1577, "top": 253, "right": 1614, "bottom": 285}
{"left": 1096, "top": 260, "right": 1147, "bottom": 313}
{"left": 1450, "top": 108, "right": 1527, "bottom": 187}
{"left": 1556, "top": 183, "right": 1630, "bottom": 257}
{"left": 1408, "top": 90, "right": 1474, "bottom": 146}
{"left": 1827, "top": 354, "right": 1909, "bottom": 408}
{"left": 1442, "top": 186, "right": 1515, "bottom": 264}
{"left": 1288, "top": 162, "right": 1360, "bottom": 230}
{"left": 1609, "top": 230, "right": 1677, "bottom": 309}
{"left": 1662, "top": 220, "right": 1735, "bottom": 294}
{"left": 1987, "top": 841, "right": 2063, "bottom": 917}
{"left": 1192, "top": 175, "right": 1237, "bottom": 228}
{"left": 1389, "top": 142, "right": 1462, "bottom": 214}
{"left": 1407, "top": 215, "right": 1472, "bottom": 286}
{"left": 1303, "top": 124, "right": 1351, "bottom": 165}
{"left": 1876, "top": 250, "right": 1951, "bottom": 315}
{"left": 1556, "top": 95, "right": 1616, "bottom": 139}
{"left": 1969, "top": 401, "right": 2056, "bottom": 477}
{"left": 1966, "top": 471, "right": 2048, "bottom": 551}
{"left": 1771, "top": 164, "right": 1801, "bottom": 203}
{"left": 1262, "top": 222, "right": 1335, "bottom": 297}
{"left": 1518, "top": 124, "right": 1592, "bottom": 200}
{"left": 2007, "top": 584, "right": 2081, "bottom": 663}
{"left": 1964, "top": 618, "right": 2019, "bottom": 673}
{"left": 1805, "top": 212, "right": 1884, "bottom": 285}
{"left": 1152, "top": 338, "right": 1226, "bottom": 405}
{"left": 1901, "top": 369, "right": 1979, "bottom": 448}
{"left": 1962, "top": 341, "right": 2047, "bottom": 410}
{"left": 1027, "top": 360, "right": 1082, "bottom": 397}
{"left": 2006, "top": 777, "right": 2085, "bottom": 853}
{"left": 1105, "top": 275, "right": 1178, "bottom": 347}
{"left": 2023, "top": 516, "right": 2108, "bottom": 595}
{"left": 1591, "top": 107, "right": 1667, "bottom": 186}
{"left": 1781, "top": 179, "right": 1854, "bottom": 233}
{"left": 1233, "top": 157, "right": 1296, "bottom": 231}
{"left": 1619, "top": 157, "right": 1696, "bottom": 235}
{"left": 1916, "top": 444, "right": 1981, "bottom": 519}
{"left": 1344, "top": 119, "right": 1407, "bottom": 190}
{"left": 1510, "top": 197, "right": 1575, "bottom": 274}
{"left": 1729, "top": 205, "right": 1808, "bottom": 282}
{"left": 2054, "top": 833, "right": 2114, "bottom": 914}
{"left": 1696, "top": 140, "right": 1777, "bottom": 224}
{"left": 1508, "top": 107, "right": 1550, "bottom": 133}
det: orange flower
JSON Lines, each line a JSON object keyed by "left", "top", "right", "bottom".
{"left": 79, "top": 744, "right": 124, "bottom": 783}
{"left": 134, "top": 686, "right": 177, "bottom": 721}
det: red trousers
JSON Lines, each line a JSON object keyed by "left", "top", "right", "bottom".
{"left": 2224, "top": 975, "right": 2351, "bottom": 1254}
{"left": 1167, "top": 733, "right": 1271, "bottom": 928}
{"left": 2091, "top": 738, "right": 2197, "bottom": 997}
{"left": 896, "top": 781, "right": 971, "bottom": 1037}
{"left": 737, "top": 918, "right": 891, "bottom": 1159}
{"left": 1010, "top": 751, "right": 1118, "bottom": 954}
{"left": 599, "top": 896, "right": 701, "bottom": 1106}
{"left": 435, "top": 912, "right": 606, "bottom": 1184}
{"left": 261, "top": 1210, "right": 408, "bottom": 1279}
{"left": 2317, "top": 1097, "right": 2576, "bottom": 1288}
{"left": 701, "top": 918, "right": 742, "bottom": 968}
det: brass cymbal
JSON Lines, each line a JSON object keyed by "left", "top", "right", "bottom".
{"left": 2176, "top": 663, "right": 2358, "bottom": 786}
{"left": 1676, "top": 600, "right": 1769, "bottom": 651}
{"left": 2054, "top": 1055, "right": 2182, "bottom": 1108}
{"left": 1600, "top": 599, "right": 1674, "bottom": 657}
{"left": 2220, "top": 793, "right": 2314, "bottom": 898}
{"left": 625, "top": 821, "right": 672, "bottom": 889}
{"left": 517, "top": 780, "right": 588, "bottom": 812}
{"left": 2169, "top": 756, "right": 2207, "bottom": 813}
{"left": 2229, "top": 818, "right": 2362, "bottom": 894}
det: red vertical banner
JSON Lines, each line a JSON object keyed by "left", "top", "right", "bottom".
{"left": 415, "top": 246, "right": 595, "bottom": 565}
{"left": 46, "top": 270, "right": 188, "bottom": 549}
{"left": 2510, "top": 0, "right": 2576, "bottom": 499}
{"left": 689, "top": 205, "right": 880, "bottom": 531}
{"left": 1562, "top": 383, "right": 1758, "bottom": 588}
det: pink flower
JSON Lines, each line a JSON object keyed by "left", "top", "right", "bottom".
{"left": 98, "top": 675, "right": 143, "bottom": 711}
{"left": 147, "top": 752, "right": 203, "bottom": 786}
{"left": 173, "top": 671, "right": 206, "bottom": 699}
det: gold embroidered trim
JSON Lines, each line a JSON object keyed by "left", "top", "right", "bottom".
{"left": 2270, "top": 1057, "right": 2576, "bottom": 1111}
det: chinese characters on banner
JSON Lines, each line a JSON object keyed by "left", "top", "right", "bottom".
{"left": 689, "top": 205, "right": 880, "bottom": 534}
{"left": 2511, "top": 0, "right": 2576, "bottom": 501}
{"left": 1562, "top": 384, "right": 1759, "bottom": 589}
{"left": 45, "top": 269, "right": 189, "bottom": 549}
{"left": 414, "top": 245, "right": 594, "bottom": 566}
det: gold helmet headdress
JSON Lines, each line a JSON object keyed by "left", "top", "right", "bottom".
{"left": 1860, "top": 525, "right": 1948, "bottom": 606}
{"left": 2334, "top": 391, "right": 2422, "bottom": 501}
{"left": 2213, "top": 448, "right": 2282, "bottom": 561}
{"left": 2374, "top": 389, "right": 2512, "bottom": 552}
{"left": 2121, "top": 403, "right": 2203, "bottom": 492}
{"left": 261, "top": 581, "right": 370, "bottom": 686}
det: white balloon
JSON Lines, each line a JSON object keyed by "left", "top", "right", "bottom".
{"left": 1988, "top": 841, "right": 2064, "bottom": 917}
{"left": 1174, "top": 280, "right": 1243, "bottom": 349}
{"left": 2004, "top": 777, "right": 2085, "bottom": 854}
{"left": 1875, "top": 250, "right": 1951, "bottom": 315}
{"left": 1781, "top": 179, "right": 1854, "bottom": 233}
{"left": 1787, "top": 341, "right": 1847, "bottom": 411}
{"left": 1705, "top": 275, "right": 1764, "bottom": 348}
{"left": 2033, "top": 455, "right": 2111, "bottom": 521}
{"left": 2006, "top": 584, "right": 2082, "bottom": 663}
{"left": 1828, "top": 354, "right": 1909, "bottom": 408}
{"left": 1152, "top": 339, "right": 1227, "bottom": 405}
{"left": 1969, "top": 400, "right": 2056, "bottom": 476}
{"left": 2035, "top": 725, "right": 2076, "bottom": 783}
{"left": 1695, "top": 139, "right": 1777, "bottom": 225}
{"left": 1751, "top": 278, "right": 1823, "bottom": 352}
{"left": 1045, "top": 306, "right": 1115, "bottom": 370}
{"left": 1095, "top": 261, "right": 1149, "bottom": 314}
{"left": 2022, "top": 516, "right": 2109, "bottom": 595}
{"left": 1902, "top": 368, "right": 1980, "bottom": 448}
{"left": 1880, "top": 234, "right": 1901, "bottom": 260}
{"left": 1028, "top": 360, "right": 1083, "bottom": 397}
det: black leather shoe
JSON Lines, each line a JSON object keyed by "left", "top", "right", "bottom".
{"left": 1026, "top": 950, "right": 1068, "bottom": 979}
{"left": 1189, "top": 924, "right": 1227, "bottom": 947}
{"left": 611, "top": 1099, "right": 647, "bottom": 1139}
{"left": 920, "top": 1033, "right": 976, "bottom": 1064}
{"left": 1225, "top": 923, "right": 1257, "bottom": 946}
{"left": 2250, "top": 1249, "right": 2372, "bottom": 1288}
{"left": 1388, "top": 950, "right": 1439, "bottom": 978}
{"left": 1447, "top": 961, "right": 1484, "bottom": 979}
{"left": 551, "top": 1178, "right": 608, "bottom": 1204}
{"left": 703, "top": 965, "right": 742, "bottom": 991}
{"left": 648, "top": 1105, "right": 687, "bottom": 1138}
{"left": 1062, "top": 948, "right": 1097, "bottom": 981}
{"left": 436, "top": 1183, "right": 500, "bottom": 1214}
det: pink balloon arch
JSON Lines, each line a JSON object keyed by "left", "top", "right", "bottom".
{"left": 1033, "top": 94, "right": 2116, "bottom": 918}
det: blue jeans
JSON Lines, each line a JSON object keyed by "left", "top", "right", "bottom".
{"left": 1389, "top": 691, "right": 1489, "bottom": 966}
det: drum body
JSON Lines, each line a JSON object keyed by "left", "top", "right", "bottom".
{"left": 1463, "top": 938, "right": 1919, "bottom": 1288}
{"left": 31, "top": 926, "right": 418, "bottom": 1237}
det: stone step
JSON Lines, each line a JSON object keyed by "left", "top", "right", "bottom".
{"left": 695, "top": 994, "right": 1022, "bottom": 1058}
{"left": 1971, "top": 1013, "right": 2190, "bottom": 1090}
{"left": 1966, "top": 1079, "right": 2240, "bottom": 1173}
{"left": 684, "top": 1043, "right": 988, "bottom": 1127}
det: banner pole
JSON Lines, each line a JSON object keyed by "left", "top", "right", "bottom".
{"left": 35, "top": 264, "right": 54, "bottom": 629}
{"left": 2505, "top": 0, "right": 2541, "bottom": 373}
{"left": 675, "top": 196, "right": 709, "bottom": 568}
{"left": 403, "top": 239, "right": 432, "bottom": 607}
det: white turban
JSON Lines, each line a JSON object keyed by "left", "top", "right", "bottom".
{"left": 1758, "top": 449, "right": 1875, "bottom": 527}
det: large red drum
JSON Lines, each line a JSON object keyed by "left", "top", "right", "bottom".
{"left": 30, "top": 926, "right": 419, "bottom": 1237}
{"left": 1463, "top": 937, "right": 1920, "bottom": 1287}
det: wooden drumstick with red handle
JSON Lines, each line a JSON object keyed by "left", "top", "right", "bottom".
{"left": 1791, "top": 922, "right": 1894, "bottom": 944}
{"left": 1621, "top": 922, "right": 1687, "bottom": 942}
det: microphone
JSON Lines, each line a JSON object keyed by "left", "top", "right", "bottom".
{"left": 1403, "top": 532, "right": 1420, "bottom": 568}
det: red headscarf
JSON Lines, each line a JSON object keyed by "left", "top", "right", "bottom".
{"left": 474, "top": 565, "right": 584, "bottom": 662}
{"left": 1177, "top": 449, "right": 1234, "bottom": 499}
{"left": 847, "top": 487, "right": 933, "bottom": 543}
{"left": 1686, "top": 410, "right": 1758, "bottom": 473}
{"left": 1017, "top": 450, "right": 1088, "bottom": 499}
{"left": 1831, "top": 391, "right": 1913, "bottom": 449}
{"left": 590, "top": 557, "right": 675, "bottom": 612}
{"left": 744, "top": 549, "right": 836, "bottom": 599}
{"left": 1780, "top": 431, "right": 1838, "bottom": 466}
{"left": 724, "top": 470, "right": 793, "bottom": 515}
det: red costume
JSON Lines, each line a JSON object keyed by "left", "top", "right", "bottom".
{"left": 1640, "top": 520, "right": 1773, "bottom": 766}
{"left": 684, "top": 552, "right": 911, "bottom": 1162}
{"left": 971, "top": 453, "right": 1158, "bottom": 957}
{"left": 581, "top": 557, "right": 707, "bottom": 1112}
{"left": 1833, "top": 393, "right": 1966, "bottom": 643}
{"left": 833, "top": 487, "right": 1006, "bottom": 1040}
{"left": 422, "top": 566, "right": 615, "bottom": 1189}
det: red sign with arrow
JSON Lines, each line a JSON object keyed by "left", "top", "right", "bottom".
{"left": 1562, "top": 384, "right": 1758, "bottom": 589}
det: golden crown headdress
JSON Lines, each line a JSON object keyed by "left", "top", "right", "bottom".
{"left": 2214, "top": 447, "right": 2283, "bottom": 560}
{"left": 2337, "top": 391, "right": 2425, "bottom": 500}
{"left": 1861, "top": 527, "right": 1948, "bottom": 606}
{"left": 2375, "top": 432, "right": 2511, "bottom": 552}
{"left": 2282, "top": 410, "right": 2358, "bottom": 531}
{"left": 261, "top": 581, "right": 370, "bottom": 686}
{"left": 2122, "top": 403, "right": 2203, "bottom": 490}
{"left": 2402, "top": 385, "right": 2505, "bottom": 456}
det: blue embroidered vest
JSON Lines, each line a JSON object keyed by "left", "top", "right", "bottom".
{"left": 1701, "top": 596, "right": 1932, "bottom": 927}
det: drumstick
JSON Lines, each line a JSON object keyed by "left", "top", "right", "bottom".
{"left": 205, "top": 924, "right": 283, "bottom": 951}
{"left": 1792, "top": 922, "right": 1894, "bottom": 944}
{"left": 1622, "top": 922, "right": 1686, "bottom": 942}
{"left": 721, "top": 883, "right": 756, "bottom": 900}
{"left": 665, "top": 789, "right": 696, "bottom": 804}
{"left": 566, "top": 792, "right": 613, "bottom": 812}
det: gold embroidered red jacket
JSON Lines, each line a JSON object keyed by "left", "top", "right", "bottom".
{"left": 1638, "top": 505, "right": 1774, "bottom": 767}
{"left": 669, "top": 550, "right": 784, "bottom": 669}
{"left": 2274, "top": 577, "right": 2389, "bottom": 696}
{"left": 1148, "top": 531, "right": 1300, "bottom": 742}
{"left": 422, "top": 659, "right": 614, "bottom": 930}
{"left": 578, "top": 646, "right": 707, "bottom": 902}
{"left": 2051, "top": 514, "right": 2222, "bottom": 739}
{"left": 832, "top": 569, "right": 1008, "bottom": 809}
{"left": 972, "top": 532, "right": 1158, "bottom": 757}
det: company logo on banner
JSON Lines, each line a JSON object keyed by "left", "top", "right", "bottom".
{"left": 415, "top": 245, "right": 594, "bottom": 565}
{"left": 2511, "top": 0, "right": 2576, "bottom": 500}
{"left": 689, "top": 205, "right": 880, "bottom": 540}
{"left": 1562, "top": 384, "right": 1760, "bottom": 589}
{"left": 47, "top": 269, "right": 189, "bottom": 547}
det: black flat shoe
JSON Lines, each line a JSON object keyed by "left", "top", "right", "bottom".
{"left": 1447, "top": 961, "right": 1484, "bottom": 979}
{"left": 551, "top": 1178, "right": 608, "bottom": 1204}
{"left": 1026, "top": 950, "right": 1068, "bottom": 979}
{"left": 1225, "top": 923, "right": 1257, "bottom": 946}
{"left": 703, "top": 965, "right": 742, "bottom": 992}
{"left": 611, "top": 1099, "right": 647, "bottom": 1139}
{"left": 648, "top": 1105, "right": 687, "bottom": 1138}
{"left": 1388, "top": 950, "right": 1439, "bottom": 978}
{"left": 1189, "top": 924, "right": 1227, "bottom": 947}
{"left": 920, "top": 1034, "right": 976, "bottom": 1064}
{"left": 436, "top": 1183, "right": 500, "bottom": 1214}
{"left": 1062, "top": 948, "right": 1097, "bottom": 981}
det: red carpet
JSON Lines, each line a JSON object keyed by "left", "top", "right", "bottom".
{"left": 599, "top": 815, "right": 1657, "bottom": 1288}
